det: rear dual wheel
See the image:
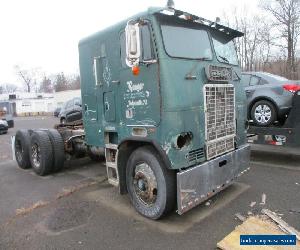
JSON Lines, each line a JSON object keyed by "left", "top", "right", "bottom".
{"left": 15, "top": 129, "right": 65, "bottom": 175}
{"left": 29, "top": 131, "right": 53, "bottom": 176}
{"left": 29, "top": 130, "right": 65, "bottom": 175}
{"left": 45, "top": 129, "right": 65, "bottom": 172}
{"left": 15, "top": 129, "right": 31, "bottom": 169}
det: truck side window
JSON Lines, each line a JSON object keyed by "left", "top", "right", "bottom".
{"left": 119, "top": 23, "right": 154, "bottom": 68}
{"left": 140, "top": 24, "right": 154, "bottom": 61}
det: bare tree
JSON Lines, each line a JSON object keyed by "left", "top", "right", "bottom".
{"left": 52, "top": 72, "right": 81, "bottom": 92}
{"left": 14, "top": 65, "right": 41, "bottom": 92}
{"left": 39, "top": 76, "right": 53, "bottom": 93}
{"left": 0, "top": 83, "right": 18, "bottom": 93}
{"left": 223, "top": 8, "right": 268, "bottom": 71}
{"left": 68, "top": 74, "right": 81, "bottom": 90}
{"left": 54, "top": 72, "right": 69, "bottom": 92}
{"left": 261, "top": 0, "right": 300, "bottom": 79}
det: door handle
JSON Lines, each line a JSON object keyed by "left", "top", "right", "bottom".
{"left": 104, "top": 102, "right": 110, "bottom": 111}
{"left": 111, "top": 80, "right": 120, "bottom": 84}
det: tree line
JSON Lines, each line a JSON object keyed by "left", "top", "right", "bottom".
{"left": 0, "top": 66, "right": 80, "bottom": 94}
{"left": 224, "top": 0, "right": 300, "bottom": 80}
{"left": 1, "top": 0, "right": 299, "bottom": 94}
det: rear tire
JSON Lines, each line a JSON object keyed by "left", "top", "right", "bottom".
{"left": 15, "top": 129, "right": 31, "bottom": 169}
{"left": 46, "top": 129, "right": 65, "bottom": 172}
{"left": 126, "top": 146, "right": 176, "bottom": 220}
{"left": 251, "top": 100, "right": 277, "bottom": 126}
{"left": 29, "top": 130, "right": 53, "bottom": 176}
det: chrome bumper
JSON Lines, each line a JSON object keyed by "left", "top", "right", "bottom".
{"left": 177, "top": 144, "right": 251, "bottom": 214}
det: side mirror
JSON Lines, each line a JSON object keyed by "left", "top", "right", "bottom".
{"left": 125, "top": 21, "right": 140, "bottom": 67}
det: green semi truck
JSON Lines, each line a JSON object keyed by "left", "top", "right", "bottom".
{"left": 13, "top": 6, "right": 250, "bottom": 219}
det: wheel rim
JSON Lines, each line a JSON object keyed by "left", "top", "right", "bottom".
{"left": 15, "top": 139, "right": 23, "bottom": 163}
{"left": 133, "top": 163, "right": 157, "bottom": 206}
{"left": 254, "top": 104, "right": 272, "bottom": 124}
{"left": 31, "top": 143, "right": 41, "bottom": 168}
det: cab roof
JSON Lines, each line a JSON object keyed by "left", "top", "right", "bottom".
{"left": 79, "top": 7, "right": 243, "bottom": 46}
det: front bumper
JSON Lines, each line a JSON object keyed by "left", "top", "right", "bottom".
{"left": 177, "top": 144, "right": 251, "bottom": 214}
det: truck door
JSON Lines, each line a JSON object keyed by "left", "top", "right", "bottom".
{"left": 119, "top": 22, "right": 160, "bottom": 126}
{"left": 82, "top": 50, "right": 105, "bottom": 146}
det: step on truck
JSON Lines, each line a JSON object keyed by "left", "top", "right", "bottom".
{"left": 13, "top": 6, "right": 251, "bottom": 219}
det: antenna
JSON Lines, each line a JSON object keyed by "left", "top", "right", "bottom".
{"left": 167, "top": 0, "right": 175, "bottom": 8}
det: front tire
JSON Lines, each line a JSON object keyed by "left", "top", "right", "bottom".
{"left": 126, "top": 146, "right": 176, "bottom": 220}
{"left": 251, "top": 100, "right": 277, "bottom": 126}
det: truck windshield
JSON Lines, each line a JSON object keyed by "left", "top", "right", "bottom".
{"left": 161, "top": 25, "right": 212, "bottom": 60}
{"left": 212, "top": 33, "right": 238, "bottom": 65}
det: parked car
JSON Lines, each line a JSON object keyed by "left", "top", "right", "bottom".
{"left": 59, "top": 97, "right": 82, "bottom": 124}
{"left": 0, "top": 104, "right": 14, "bottom": 128}
{"left": 0, "top": 119, "right": 8, "bottom": 134}
{"left": 242, "top": 72, "right": 300, "bottom": 126}
{"left": 53, "top": 107, "right": 61, "bottom": 117}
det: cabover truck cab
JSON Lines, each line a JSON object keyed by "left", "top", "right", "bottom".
{"left": 78, "top": 7, "right": 250, "bottom": 219}
{"left": 13, "top": 6, "right": 250, "bottom": 220}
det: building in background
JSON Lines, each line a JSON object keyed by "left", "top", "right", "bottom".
{"left": 0, "top": 89, "right": 81, "bottom": 116}
{"left": 54, "top": 89, "right": 81, "bottom": 109}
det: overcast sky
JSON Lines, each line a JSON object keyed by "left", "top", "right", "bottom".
{"left": 0, "top": 0, "right": 258, "bottom": 87}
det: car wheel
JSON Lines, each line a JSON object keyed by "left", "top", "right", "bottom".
{"left": 126, "top": 146, "right": 176, "bottom": 220}
{"left": 46, "top": 129, "right": 65, "bottom": 172}
{"left": 29, "top": 130, "right": 53, "bottom": 176}
{"left": 251, "top": 100, "right": 277, "bottom": 126}
{"left": 15, "top": 129, "right": 31, "bottom": 169}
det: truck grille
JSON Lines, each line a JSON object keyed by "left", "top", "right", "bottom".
{"left": 204, "top": 84, "right": 235, "bottom": 160}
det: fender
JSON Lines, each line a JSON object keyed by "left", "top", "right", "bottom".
{"left": 117, "top": 137, "right": 172, "bottom": 194}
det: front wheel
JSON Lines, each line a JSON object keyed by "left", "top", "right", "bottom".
{"left": 126, "top": 146, "right": 176, "bottom": 220}
{"left": 251, "top": 100, "right": 277, "bottom": 126}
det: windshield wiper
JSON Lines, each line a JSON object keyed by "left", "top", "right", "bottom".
{"left": 217, "top": 55, "right": 230, "bottom": 64}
